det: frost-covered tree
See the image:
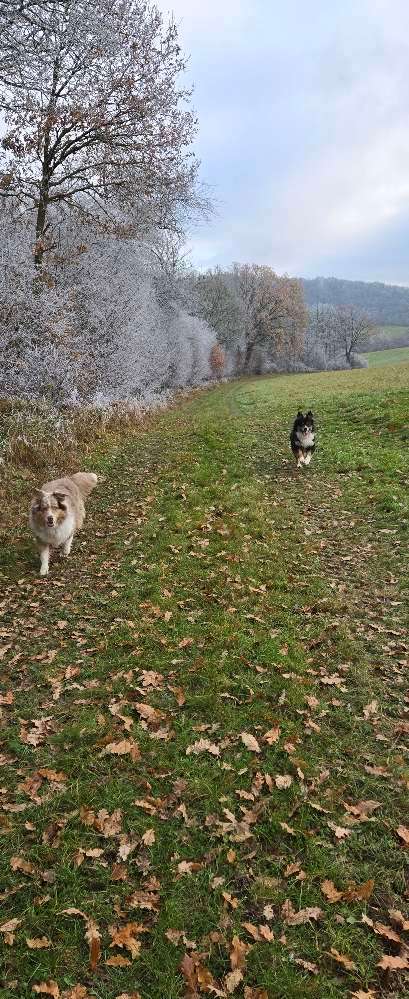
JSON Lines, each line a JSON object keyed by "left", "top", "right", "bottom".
{"left": 0, "top": 0, "right": 200, "bottom": 272}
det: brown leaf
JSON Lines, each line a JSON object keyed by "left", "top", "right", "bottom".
{"left": 32, "top": 984, "right": 60, "bottom": 998}
{"left": 109, "top": 922, "right": 145, "bottom": 959}
{"left": 396, "top": 825, "right": 409, "bottom": 847}
{"left": 10, "top": 856, "right": 36, "bottom": 875}
{"left": 27, "top": 937, "right": 51, "bottom": 949}
{"left": 135, "top": 702, "right": 165, "bottom": 726}
{"left": 377, "top": 953, "right": 409, "bottom": 970}
{"left": 230, "top": 934, "right": 249, "bottom": 970}
{"left": 275, "top": 774, "right": 293, "bottom": 789}
{"left": 282, "top": 901, "right": 322, "bottom": 925}
{"left": 350, "top": 992, "right": 377, "bottom": 998}
{"left": 321, "top": 879, "right": 343, "bottom": 903}
{"left": 225, "top": 969, "right": 243, "bottom": 993}
{"left": 294, "top": 958, "right": 318, "bottom": 974}
{"left": 327, "top": 821, "right": 351, "bottom": 839}
{"left": 1, "top": 918, "right": 22, "bottom": 933}
{"left": 141, "top": 828, "right": 155, "bottom": 846}
{"left": 105, "top": 954, "right": 132, "bottom": 967}
{"left": 343, "top": 800, "right": 381, "bottom": 820}
{"left": 263, "top": 725, "right": 280, "bottom": 744}
{"left": 37, "top": 768, "right": 66, "bottom": 783}
{"left": 61, "top": 909, "right": 101, "bottom": 970}
{"left": 241, "top": 732, "right": 261, "bottom": 753}
{"left": 388, "top": 909, "right": 409, "bottom": 931}
{"left": 100, "top": 739, "right": 140, "bottom": 761}
{"left": 244, "top": 989, "right": 269, "bottom": 999}
{"left": 186, "top": 738, "right": 220, "bottom": 756}
{"left": 363, "top": 699, "right": 378, "bottom": 719}
{"left": 329, "top": 947, "right": 356, "bottom": 971}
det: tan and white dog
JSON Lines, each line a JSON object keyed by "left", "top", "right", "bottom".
{"left": 29, "top": 472, "right": 98, "bottom": 576}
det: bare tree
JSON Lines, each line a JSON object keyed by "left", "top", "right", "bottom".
{"left": 333, "top": 305, "right": 374, "bottom": 365}
{"left": 231, "top": 264, "right": 307, "bottom": 372}
{"left": 0, "top": 0, "right": 200, "bottom": 273}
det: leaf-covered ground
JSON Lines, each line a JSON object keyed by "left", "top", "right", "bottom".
{"left": 1, "top": 365, "right": 409, "bottom": 999}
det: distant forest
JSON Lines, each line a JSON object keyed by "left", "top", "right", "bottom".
{"left": 302, "top": 276, "right": 409, "bottom": 326}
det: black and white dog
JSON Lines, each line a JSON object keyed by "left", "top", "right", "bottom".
{"left": 290, "top": 411, "right": 316, "bottom": 468}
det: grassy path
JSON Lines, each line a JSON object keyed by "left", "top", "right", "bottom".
{"left": 1, "top": 365, "right": 409, "bottom": 999}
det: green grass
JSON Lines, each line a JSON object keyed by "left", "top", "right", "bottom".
{"left": 1, "top": 364, "right": 409, "bottom": 999}
{"left": 363, "top": 346, "right": 409, "bottom": 367}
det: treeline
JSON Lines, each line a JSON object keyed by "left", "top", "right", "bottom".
{"left": 302, "top": 276, "right": 409, "bottom": 326}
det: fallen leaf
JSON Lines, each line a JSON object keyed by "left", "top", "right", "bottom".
{"left": 350, "top": 991, "right": 377, "bottom": 998}
{"left": 62, "top": 909, "right": 101, "bottom": 970}
{"left": 141, "top": 828, "right": 155, "bottom": 846}
{"left": 32, "top": 984, "right": 60, "bottom": 998}
{"left": 37, "top": 768, "right": 66, "bottom": 783}
{"left": 264, "top": 725, "right": 280, "bottom": 744}
{"left": 321, "top": 879, "right": 343, "bottom": 903}
{"left": 105, "top": 955, "right": 132, "bottom": 967}
{"left": 0, "top": 918, "right": 22, "bottom": 933}
{"left": 10, "top": 856, "right": 36, "bottom": 875}
{"left": 100, "top": 739, "right": 140, "bottom": 761}
{"left": 294, "top": 958, "right": 318, "bottom": 974}
{"left": 225, "top": 969, "right": 243, "bottom": 993}
{"left": 186, "top": 738, "right": 220, "bottom": 757}
{"left": 327, "top": 821, "right": 352, "bottom": 840}
{"left": 241, "top": 732, "right": 261, "bottom": 753}
{"left": 396, "top": 825, "right": 409, "bottom": 847}
{"left": 109, "top": 922, "right": 145, "bottom": 959}
{"left": 388, "top": 909, "right": 409, "bottom": 931}
{"left": 275, "top": 774, "right": 293, "bottom": 789}
{"left": 329, "top": 947, "right": 356, "bottom": 971}
{"left": 363, "top": 700, "right": 378, "bottom": 720}
{"left": 282, "top": 901, "right": 322, "bottom": 925}
{"left": 377, "top": 953, "right": 409, "bottom": 970}
{"left": 27, "top": 937, "right": 51, "bottom": 949}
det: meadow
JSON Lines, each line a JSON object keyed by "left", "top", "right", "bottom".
{"left": 0, "top": 362, "right": 408, "bottom": 999}
{"left": 363, "top": 346, "right": 409, "bottom": 367}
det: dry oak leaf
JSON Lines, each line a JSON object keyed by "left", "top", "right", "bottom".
{"left": 61, "top": 909, "right": 101, "bottom": 970}
{"left": 343, "top": 800, "right": 381, "bottom": 820}
{"left": 363, "top": 700, "right": 378, "bottom": 720}
{"left": 388, "top": 909, "right": 409, "bottom": 931}
{"left": 141, "top": 828, "right": 155, "bottom": 846}
{"left": 27, "top": 937, "right": 51, "bottom": 949}
{"left": 321, "top": 880, "right": 344, "bottom": 903}
{"left": 377, "top": 953, "right": 409, "bottom": 970}
{"left": 186, "top": 738, "right": 220, "bottom": 757}
{"left": 327, "top": 821, "right": 352, "bottom": 840}
{"left": 396, "top": 825, "right": 409, "bottom": 847}
{"left": 1, "top": 918, "right": 22, "bottom": 933}
{"left": 294, "top": 958, "right": 318, "bottom": 974}
{"left": 95, "top": 808, "right": 123, "bottom": 837}
{"left": 100, "top": 739, "right": 140, "bottom": 761}
{"left": 37, "top": 768, "right": 66, "bottom": 783}
{"left": 225, "top": 969, "right": 243, "bottom": 993}
{"left": 350, "top": 992, "right": 377, "bottom": 998}
{"left": 329, "top": 948, "right": 356, "bottom": 971}
{"left": 105, "top": 955, "right": 132, "bottom": 967}
{"left": 263, "top": 725, "right": 280, "bottom": 744}
{"left": 275, "top": 774, "right": 293, "bottom": 789}
{"left": 282, "top": 901, "right": 322, "bottom": 925}
{"left": 10, "top": 856, "right": 36, "bottom": 875}
{"left": 134, "top": 702, "right": 165, "bottom": 726}
{"left": 32, "top": 984, "right": 60, "bottom": 998}
{"left": 61, "top": 988, "right": 91, "bottom": 999}
{"left": 244, "top": 989, "right": 269, "bottom": 999}
{"left": 230, "top": 934, "right": 249, "bottom": 970}
{"left": 114, "top": 994, "right": 142, "bottom": 999}
{"left": 109, "top": 922, "right": 145, "bottom": 959}
{"left": 241, "top": 732, "right": 261, "bottom": 753}
{"left": 177, "top": 860, "right": 202, "bottom": 876}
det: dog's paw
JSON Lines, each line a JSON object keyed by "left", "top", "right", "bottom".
{"left": 39, "top": 567, "right": 49, "bottom": 576}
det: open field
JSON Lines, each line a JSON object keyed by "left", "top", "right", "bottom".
{"left": 0, "top": 364, "right": 409, "bottom": 999}
{"left": 373, "top": 325, "right": 409, "bottom": 342}
{"left": 362, "top": 347, "right": 409, "bottom": 367}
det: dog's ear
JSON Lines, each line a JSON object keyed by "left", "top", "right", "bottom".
{"left": 297, "top": 410, "right": 304, "bottom": 418}
{"left": 33, "top": 488, "right": 44, "bottom": 501}
{"left": 306, "top": 410, "right": 313, "bottom": 418}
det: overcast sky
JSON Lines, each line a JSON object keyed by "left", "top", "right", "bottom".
{"left": 158, "top": 0, "right": 409, "bottom": 284}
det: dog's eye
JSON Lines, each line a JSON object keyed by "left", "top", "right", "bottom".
{"left": 57, "top": 500, "right": 67, "bottom": 511}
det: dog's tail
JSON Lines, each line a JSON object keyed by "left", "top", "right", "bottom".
{"left": 71, "top": 472, "right": 98, "bottom": 498}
